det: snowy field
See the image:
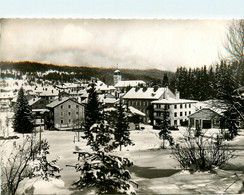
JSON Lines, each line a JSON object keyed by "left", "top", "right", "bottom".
{"left": 1, "top": 122, "right": 244, "bottom": 194}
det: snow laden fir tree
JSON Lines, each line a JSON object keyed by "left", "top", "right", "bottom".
{"left": 72, "top": 82, "right": 136, "bottom": 194}
{"left": 13, "top": 87, "right": 34, "bottom": 133}
{"left": 114, "top": 99, "right": 134, "bottom": 151}
{"left": 158, "top": 106, "right": 174, "bottom": 149}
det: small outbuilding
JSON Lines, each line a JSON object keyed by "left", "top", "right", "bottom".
{"left": 188, "top": 108, "right": 223, "bottom": 129}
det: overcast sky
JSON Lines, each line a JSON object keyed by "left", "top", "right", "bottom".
{"left": 0, "top": 19, "right": 231, "bottom": 71}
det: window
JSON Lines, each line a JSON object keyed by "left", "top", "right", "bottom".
{"left": 185, "top": 111, "right": 187, "bottom": 116}
{"left": 61, "top": 120, "right": 63, "bottom": 124}
{"left": 189, "top": 111, "right": 191, "bottom": 115}
{"left": 174, "top": 120, "right": 177, "bottom": 126}
{"left": 180, "top": 104, "right": 183, "bottom": 109}
{"left": 180, "top": 112, "right": 183, "bottom": 116}
{"left": 189, "top": 104, "right": 191, "bottom": 108}
{"left": 61, "top": 112, "right": 63, "bottom": 116}
{"left": 156, "top": 104, "right": 160, "bottom": 109}
{"left": 61, "top": 105, "right": 63, "bottom": 109}
{"left": 76, "top": 105, "right": 78, "bottom": 108}
{"left": 174, "top": 104, "right": 177, "bottom": 109}
{"left": 174, "top": 112, "right": 177, "bottom": 117}
{"left": 76, "top": 112, "right": 78, "bottom": 115}
{"left": 69, "top": 119, "right": 71, "bottom": 123}
{"left": 185, "top": 104, "right": 187, "bottom": 108}
{"left": 68, "top": 112, "right": 71, "bottom": 116}
{"left": 156, "top": 112, "right": 161, "bottom": 116}
{"left": 165, "top": 105, "right": 169, "bottom": 109}
{"left": 68, "top": 105, "right": 71, "bottom": 109}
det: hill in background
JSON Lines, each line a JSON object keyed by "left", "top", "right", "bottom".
{"left": 0, "top": 61, "right": 174, "bottom": 85}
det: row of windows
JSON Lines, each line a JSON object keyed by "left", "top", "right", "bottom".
{"left": 60, "top": 119, "right": 72, "bottom": 124}
{"left": 174, "top": 111, "right": 191, "bottom": 117}
{"left": 155, "top": 111, "right": 191, "bottom": 117}
{"left": 127, "top": 101, "right": 150, "bottom": 107}
{"left": 154, "top": 104, "right": 192, "bottom": 109}
{"left": 60, "top": 104, "right": 79, "bottom": 109}
{"left": 61, "top": 111, "right": 79, "bottom": 116}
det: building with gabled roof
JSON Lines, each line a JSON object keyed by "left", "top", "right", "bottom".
{"left": 115, "top": 80, "right": 146, "bottom": 92}
{"left": 152, "top": 97, "right": 197, "bottom": 128}
{"left": 188, "top": 108, "right": 223, "bottom": 129}
{"left": 123, "top": 87, "right": 175, "bottom": 123}
{"left": 46, "top": 97, "right": 85, "bottom": 130}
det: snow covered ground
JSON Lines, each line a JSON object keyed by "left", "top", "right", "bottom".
{"left": 1, "top": 122, "right": 244, "bottom": 194}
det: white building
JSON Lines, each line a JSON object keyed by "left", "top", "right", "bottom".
{"left": 152, "top": 95, "right": 197, "bottom": 127}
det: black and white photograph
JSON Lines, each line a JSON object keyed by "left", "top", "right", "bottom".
{"left": 0, "top": 1, "right": 244, "bottom": 194}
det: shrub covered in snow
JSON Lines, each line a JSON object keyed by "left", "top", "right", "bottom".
{"left": 171, "top": 128, "right": 236, "bottom": 172}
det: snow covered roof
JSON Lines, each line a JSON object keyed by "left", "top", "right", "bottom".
{"left": 32, "top": 109, "right": 50, "bottom": 113}
{"left": 104, "top": 107, "right": 117, "bottom": 112}
{"left": 152, "top": 98, "right": 197, "bottom": 104}
{"left": 104, "top": 98, "right": 119, "bottom": 104}
{"left": 98, "top": 94, "right": 118, "bottom": 104}
{"left": 189, "top": 107, "right": 224, "bottom": 117}
{"left": 63, "top": 83, "right": 78, "bottom": 88}
{"left": 123, "top": 87, "right": 174, "bottom": 100}
{"left": 28, "top": 97, "right": 41, "bottom": 106}
{"left": 114, "top": 80, "right": 146, "bottom": 88}
{"left": 0, "top": 92, "right": 17, "bottom": 99}
{"left": 46, "top": 97, "right": 70, "bottom": 108}
{"left": 39, "top": 89, "right": 59, "bottom": 97}
{"left": 128, "top": 106, "right": 146, "bottom": 117}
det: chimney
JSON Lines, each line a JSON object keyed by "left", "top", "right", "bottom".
{"left": 175, "top": 89, "right": 180, "bottom": 100}
{"left": 58, "top": 91, "right": 62, "bottom": 101}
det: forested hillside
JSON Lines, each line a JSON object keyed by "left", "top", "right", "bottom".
{"left": 0, "top": 61, "right": 174, "bottom": 85}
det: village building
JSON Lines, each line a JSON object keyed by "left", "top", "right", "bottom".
{"left": 188, "top": 108, "right": 223, "bottom": 129}
{"left": 39, "top": 89, "right": 59, "bottom": 104}
{"left": 45, "top": 97, "right": 85, "bottom": 130}
{"left": 29, "top": 97, "right": 49, "bottom": 109}
{"left": 123, "top": 87, "right": 175, "bottom": 123}
{"left": 113, "top": 69, "right": 146, "bottom": 92}
{"left": 152, "top": 96, "right": 197, "bottom": 128}
{"left": 115, "top": 80, "right": 146, "bottom": 92}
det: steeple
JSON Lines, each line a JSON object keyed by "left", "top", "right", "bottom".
{"left": 113, "top": 64, "right": 122, "bottom": 85}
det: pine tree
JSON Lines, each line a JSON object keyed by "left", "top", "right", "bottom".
{"left": 74, "top": 89, "right": 136, "bottom": 194}
{"left": 83, "top": 81, "right": 101, "bottom": 144}
{"left": 114, "top": 99, "right": 134, "bottom": 151}
{"left": 223, "top": 104, "right": 240, "bottom": 140}
{"left": 13, "top": 87, "right": 34, "bottom": 133}
{"left": 158, "top": 105, "right": 174, "bottom": 149}
{"left": 162, "top": 73, "right": 169, "bottom": 87}
{"left": 74, "top": 120, "right": 136, "bottom": 194}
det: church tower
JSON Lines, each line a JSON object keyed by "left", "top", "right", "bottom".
{"left": 113, "top": 68, "right": 122, "bottom": 85}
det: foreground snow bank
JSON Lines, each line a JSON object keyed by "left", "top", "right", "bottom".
{"left": 135, "top": 169, "right": 244, "bottom": 194}
{"left": 16, "top": 177, "right": 71, "bottom": 195}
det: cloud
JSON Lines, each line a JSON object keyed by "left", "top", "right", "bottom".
{"left": 0, "top": 19, "right": 229, "bottom": 71}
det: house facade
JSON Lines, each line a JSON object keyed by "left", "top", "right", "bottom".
{"left": 46, "top": 97, "right": 85, "bottom": 130}
{"left": 152, "top": 98, "right": 197, "bottom": 127}
{"left": 123, "top": 87, "right": 175, "bottom": 123}
{"left": 188, "top": 108, "right": 223, "bottom": 129}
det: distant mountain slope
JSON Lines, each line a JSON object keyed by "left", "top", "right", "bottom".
{"left": 0, "top": 61, "right": 174, "bottom": 85}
